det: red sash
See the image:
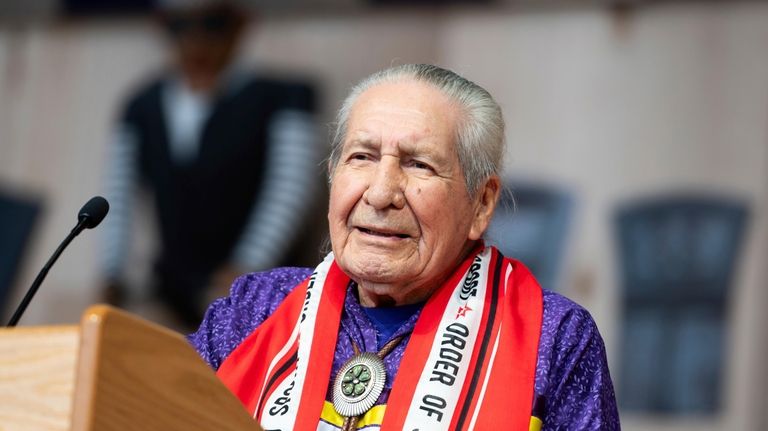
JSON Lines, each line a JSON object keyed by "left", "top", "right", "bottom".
{"left": 217, "top": 247, "right": 543, "bottom": 430}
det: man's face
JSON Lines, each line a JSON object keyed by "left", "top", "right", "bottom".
{"left": 328, "top": 80, "right": 492, "bottom": 306}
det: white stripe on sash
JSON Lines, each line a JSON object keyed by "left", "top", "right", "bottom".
{"left": 465, "top": 261, "right": 513, "bottom": 428}
{"left": 468, "top": 321, "right": 503, "bottom": 429}
{"left": 467, "top": 261, "right": 512, "bottom": 429}
{"left": 261, "top": 253, "right": 335, "bottom": 430}
{"left": 401, "top": 247, "right": 493, "bottom": 430}
{"left": 253, "top": 315, "right": 300, "bottom": 419}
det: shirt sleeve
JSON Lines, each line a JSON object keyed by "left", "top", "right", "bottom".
{"left": 187, "top": 267, "right": 314, "bottom": 370}
{"left": 230, "top": 109, "right": 320, "bottom": 271}
{"left": 537, "top": 294, "right": 621, "bottom": 430}
{"left": 99, "top": 123, "right": 139, "bottom": 280}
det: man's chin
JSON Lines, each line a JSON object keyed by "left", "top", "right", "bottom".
{"left": 347, "top": 265, "right": 408, "bottom": 286}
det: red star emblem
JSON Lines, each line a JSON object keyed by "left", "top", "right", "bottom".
{"left": 456, "top": 305, "right": 473, "bottom": 319}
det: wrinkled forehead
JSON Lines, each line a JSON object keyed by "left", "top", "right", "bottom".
{"left": 343, "top": 80, "right": 462, "bottom": 154}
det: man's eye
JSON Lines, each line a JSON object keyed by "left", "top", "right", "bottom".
{"left": 350, "top": 153, "right": 371, "bottom": 161}
{"left": 409, "top": 160, "right": 433, "bottom": 171}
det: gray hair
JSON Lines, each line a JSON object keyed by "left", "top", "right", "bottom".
{"left": 328, "top": 64, "right": 505, "bottom": 195}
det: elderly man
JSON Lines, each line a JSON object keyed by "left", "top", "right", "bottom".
{"left": 190, "top": 64, "right": 619, "bottom": 430}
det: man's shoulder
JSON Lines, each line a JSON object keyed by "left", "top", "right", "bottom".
{"left": 541, "top": 289, "right": 591, "bottom": 320}
{"left": 536, "top": 290, "right": 620, "bottom": 429}
{"left": 189, "top": 267, "right": 313, "bottom": 370}
{"left": 230, "top": 267, "right": 312, "bottom": 302}
{"left": 227, "top": 267, "right": 314, "bottom": 313}
{"left": 540, "top": 289, "right": 601, "bottom": 346}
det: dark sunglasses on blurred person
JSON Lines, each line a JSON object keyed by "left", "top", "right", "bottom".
{"left": 163, "top": 11, "right": 237, "bottom": 37}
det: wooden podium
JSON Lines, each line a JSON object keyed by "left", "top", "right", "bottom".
{"left": 0, "top": 305, "right": 262, "bottom": 431}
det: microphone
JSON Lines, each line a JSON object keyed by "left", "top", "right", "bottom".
{"left": 77, "top": 195, "right": 109, "bottom": 229}
{"left": 6, "top": 196, "right": 109, "bottom": 327}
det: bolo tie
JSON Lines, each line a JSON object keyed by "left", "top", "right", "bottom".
{"left": 332, "top": 335, "right": 405, "bottom": 431}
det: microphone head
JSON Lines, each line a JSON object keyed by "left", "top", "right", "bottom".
{"left": 78, "top": 196, "right": 109, "bottom": 229}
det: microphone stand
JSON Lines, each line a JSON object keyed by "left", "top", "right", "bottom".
{"left": 6, "top": 218, "right": 89, "bottom": 327}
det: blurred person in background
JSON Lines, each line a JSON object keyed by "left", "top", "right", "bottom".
{"left": 100, "top": 0, "right": 318, "bottom": 327}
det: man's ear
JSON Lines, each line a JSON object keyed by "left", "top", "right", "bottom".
{"left": 468, "top": 176, "right": 502, "bottom": 241}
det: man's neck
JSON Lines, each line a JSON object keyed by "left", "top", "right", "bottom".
{"left": 355, "top": 240, "right": 481, "bottom": 307}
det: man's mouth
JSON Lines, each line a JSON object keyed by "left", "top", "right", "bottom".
{"left": 357, "top": 227, "right": 410, "bottom": 239}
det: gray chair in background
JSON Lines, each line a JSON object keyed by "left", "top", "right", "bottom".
{"left": 0, "top": 189, "right": 42, "bottom": 317}
{"left": 485, "top": 181, "right": 573, "bottom": 291}
{"left": 615, "top": 194, "right": 749, "bottom": 414}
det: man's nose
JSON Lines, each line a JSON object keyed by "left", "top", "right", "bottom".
{"left": 363, "top": 157, "right": 406, "bottom": 210}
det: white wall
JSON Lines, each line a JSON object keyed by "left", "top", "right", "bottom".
{"left": 0, "top": 20, "right": 166, "bottom": 322}
{"left": 0, "top": 3, "right": 766, "bottom": 429}
{"left": 437, "top": 4, "right": 768, "bottom": 429}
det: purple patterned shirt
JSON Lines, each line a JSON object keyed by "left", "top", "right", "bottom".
{"left": 189, "top": 267, "right": 620, "bottom": 430}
